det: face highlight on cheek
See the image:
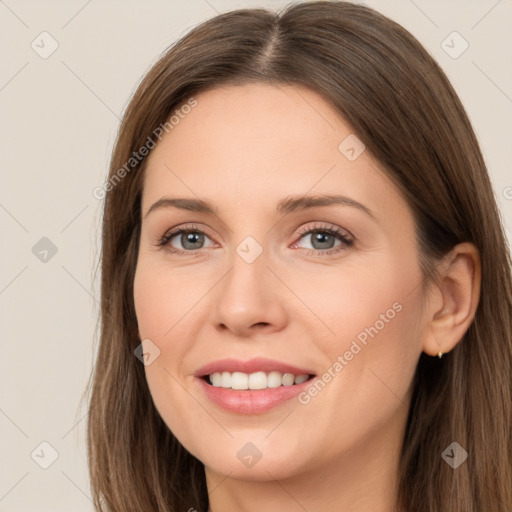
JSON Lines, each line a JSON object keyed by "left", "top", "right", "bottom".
{"left": 132, "top": 83, "right": 428, "bottom": 481}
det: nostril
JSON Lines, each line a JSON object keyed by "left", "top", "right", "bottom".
{"left": 253, "top": 322, "right": 269, "bottom": 328}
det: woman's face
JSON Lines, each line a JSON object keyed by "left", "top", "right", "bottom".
{"left": 134, "top": 83, "right": 429, "bottom": 481}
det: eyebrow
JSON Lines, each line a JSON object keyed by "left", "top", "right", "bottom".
{"left": 144, "top": 194, "right": 378, "bottom": 221}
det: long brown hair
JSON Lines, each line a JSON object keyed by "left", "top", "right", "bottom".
{"left": 85, "top": 2, "right": 512, "bottom": 510}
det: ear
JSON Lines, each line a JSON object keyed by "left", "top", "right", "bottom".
{"left": 422, "top": 242, "right": 481, "bottom": 357}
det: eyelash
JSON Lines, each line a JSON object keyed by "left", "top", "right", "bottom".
{"left": 156, "top": 222, "right": 354, "bottom": 256}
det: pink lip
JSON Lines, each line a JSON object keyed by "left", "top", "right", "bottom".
{"left": 194, "top": 357, "right": 314, "bottom": 377}
{"left": 195, "top": 375, "right": 315, "bottom": 414}
{"left": 193, "top": 358, "right": 317, "bottom": 415}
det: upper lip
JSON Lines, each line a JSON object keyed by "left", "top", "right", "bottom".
{"left": 194, "top": 358, "right": 315, "bottom": 377}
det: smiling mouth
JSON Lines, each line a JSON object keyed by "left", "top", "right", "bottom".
{"left": 200, "top": 371, "right": 316, "bottom": 390}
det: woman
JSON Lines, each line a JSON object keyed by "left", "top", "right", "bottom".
{"left": 86, "top": 2, "right": 512, "bottom": 511}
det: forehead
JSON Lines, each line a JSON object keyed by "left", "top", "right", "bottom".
{"left": 141, "top": 83, "right": 409, "bottom": 227}
{"left": 154, "top": 83, "right": 349, "bottom": 163}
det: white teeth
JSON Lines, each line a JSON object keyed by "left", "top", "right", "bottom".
{"left": 208, "top": 371, "right": 311, "bottom": 389}
{"left": 231, "top": 372, "right": 249, "bottom": 390}
{"left": 248, "top": 371, "right": 267, "bottom": 390}
{"left": 210, "top": 372, "right": 222, "bottom": 387}
{"left": 282, "top": 373, "right": 295, "bottom": 386}
{"left": 294, "top": 374, "right": 309, "bottom": 385}
{"left": 221, "top": 371, "right": 231, "bottom": 388}
{"left": 267, "top": 371, "right": 282, "bottom": 388}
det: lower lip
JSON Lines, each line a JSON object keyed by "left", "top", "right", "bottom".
{"left": 196, "top": 376, "right": 315, "bottom": 414}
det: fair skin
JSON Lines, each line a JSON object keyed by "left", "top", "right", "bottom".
{"left": 133, "top": 83, "right": 480, "bottom": 512}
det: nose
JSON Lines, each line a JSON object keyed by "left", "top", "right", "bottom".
{"left": 211, "top": 245, "right": 288, "bottom": 338}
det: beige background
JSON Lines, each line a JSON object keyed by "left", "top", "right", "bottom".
{"left": 1, "top": 0, "right": 511, "bottom": 510}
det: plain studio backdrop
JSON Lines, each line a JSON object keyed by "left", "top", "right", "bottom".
{"left": 0, "top": 0, "right": 511, "bottom": 510}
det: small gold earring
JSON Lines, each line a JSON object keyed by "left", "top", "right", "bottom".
{"left": 437, "top": 351, "right": 443, "bottom": 358}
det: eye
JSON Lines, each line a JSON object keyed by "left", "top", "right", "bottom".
{"left": 157, "top": 223, "right": 216, "bottom": 254}
{"left": 156, "top": 222, "right": 354, "bottom": 256}
{"left": 292, "top": 223, "right": 354, "bottom": 255}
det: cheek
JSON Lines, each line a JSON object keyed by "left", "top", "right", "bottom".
{"left": 133, "top": 264, "right": 197, "bottom": 446}
{"left": 133, "top": 261, "right": 208, "bottom": 340}
{"left": 133, "top": 261, "right": 216, "bottom": 430}
{"left": 296, "top": 251, "right": 424, "bottom": 409}
{"left": 283, "top": 261, "right": 424, "bottom": 462}
{"left": 294, "top": 251, "right": 422, "bottom": 355}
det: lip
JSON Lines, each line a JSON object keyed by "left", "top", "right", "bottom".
{"left": 194, "top": 358, "right": 317, "bottom": 415}
{"left": 194, "top": 357, "right": 315, "bottom": 377}
{"left": 195, "top": 375, "right": 316, "bottom": 414}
